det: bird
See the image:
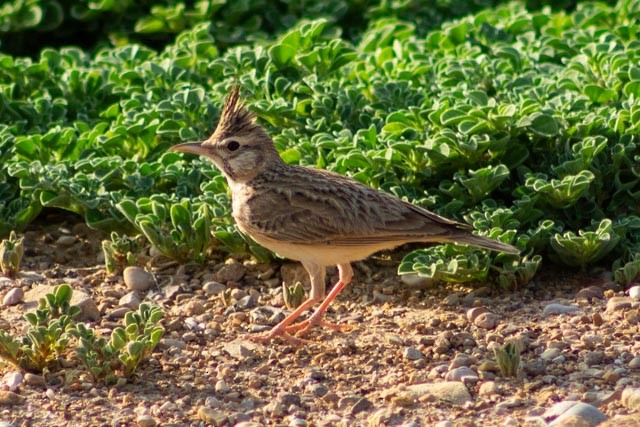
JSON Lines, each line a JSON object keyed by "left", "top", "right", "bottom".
{"left": 171, "top": 86, "right": 520, "bottom": 344}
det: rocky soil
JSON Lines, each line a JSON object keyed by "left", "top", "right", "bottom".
{"left": 1, "top": 212, "right": 640, "bottom": 427}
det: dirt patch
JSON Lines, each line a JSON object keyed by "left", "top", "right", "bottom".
{"left": 1, "top": 212, "right": 639, "bottom": 426}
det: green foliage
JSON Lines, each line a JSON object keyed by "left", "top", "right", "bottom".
{"left": 102, "top": 232, "right": 143, "bottom": 275}
{"left": 70, "top": 303, "right": 164, "bottom": 382}
{"left": 0, "top": 230, "right": 24, "bottom": 278}
{"left": 494, "top": 341, "right": 521, "bottom": 378}
{"left": 283, "top": 281, "right": 306, "bottom": 309}
{"left": 0, "top": 284, "right": 163, "bottom": 383}
{"left": 2, "top": 1, "right": 640, "bottom": 285}
{"left": 0, "top": 284, "right": 78, "bottom": 372}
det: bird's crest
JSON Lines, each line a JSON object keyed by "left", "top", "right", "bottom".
{"left": 213, "top": 85, "right": 257, "bottom": 138}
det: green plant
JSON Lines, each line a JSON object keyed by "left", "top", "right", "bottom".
{"left": 0, "top": 230, "right": 24, "bottom": 277}
{"left": 494, "top": 341, "right": 521, "bottom": 378}
{"left": 71, "top": 303, "right": 164, "bottom": 383}
{"left": 0, "top": 284, "right": 79, "bottom": 372}
{"left": 283, "top": 282, "right": 306, "bottom": 310}
{"left": 102, "top": 232, "right": 143, "bottom": 275}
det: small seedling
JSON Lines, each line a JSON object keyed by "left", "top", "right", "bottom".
{"left": 102, "top": 232, "right": 143, "bottom": 275}
{"left": 283, "top": 282, "right": 306, "bottom": 309}
{"left": 494, "top": 341, "right": 521, "bottom": 378}
{"left": 0, "top": 231, "right": 24, "bottom": 278}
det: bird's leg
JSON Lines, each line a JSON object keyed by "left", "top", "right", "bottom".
{"left": 286, "top": 263, "right": 354, "bottom": 336}
{"left": 250, "top": 262, "right": 326, "bottom": 344}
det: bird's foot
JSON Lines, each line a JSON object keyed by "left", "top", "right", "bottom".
{"left": 285, "top": 315, "right": 353, "bottom": 336}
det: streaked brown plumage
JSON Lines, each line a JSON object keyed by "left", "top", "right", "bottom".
{"left": 171, "top": 86, "right": 519, "bottom": 343}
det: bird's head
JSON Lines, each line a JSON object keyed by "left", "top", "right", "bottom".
{"left": 171, "top": 86, "right": 281, "bottom": 183}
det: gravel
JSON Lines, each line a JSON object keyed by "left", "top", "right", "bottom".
{"left": 1, "top": 218, "right": 639, "bottom": 425}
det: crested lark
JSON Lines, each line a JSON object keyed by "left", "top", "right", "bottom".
{"left": 171, "top": 86, "right": 520, "bottom": 343}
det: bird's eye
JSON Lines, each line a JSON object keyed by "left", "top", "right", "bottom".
{"left": 226, "top": 140, "right": 240, "bottom": 151}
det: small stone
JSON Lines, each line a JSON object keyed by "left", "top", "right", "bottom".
{"left": 350, "top": 397, "right": 373, "bottom": 415}
{"left": 237, "top": 295, "right": 255, "bottom": 310}
{"left": 479, "top": 381, "right": 498, "bottom": 396}
{"left": 541, "top": 348, "right": 562, "bottom": 361}
{"left": 543, "top": 304, "right": 580, "bottom": 318}
{"left": 159, "top": 338, "right": 186, "bottom": 350}
{"left": 434, "top": 422, "right": 453, "bottom": 427}
{"left": 367, "top": 407, "right": 393, "bottom": 426}
{"left": 628, "top": 285, "right": 640, "bottom": 299}
{"left": 403, "top": 347, "right": 423, "bottom": 360}
{"left": 474, "top": 312, "right": 498, "bottom": 329}
{"left": 628, "top": 356, "right": 640, "bottom": 369}
{"left": 607, "top": 296, "right": 632, "bottom": 312}
{"left": 106, "top": 307, "right": 130, "bottom": 320}
{"left": 583, "top": 351, "right": 604, "bottom": 367}
{"left": 624, "top": 309, "right": 639, "bottom": 325}
{"left": 118, "top": 291, "right": 140, "bottom": 310}
{"left": 123, "top": 267, "right": 154, "bottom": 292}
{"left": 466, "top": 307, "right": 490, "bottom": 323}
{"left": 278, "top": 392, "right": 301, "bottom": 407}
{"left": 263, "top": 400, "right": 286, "bottom": 417}
{"left": 403, "top": 382, "right": 472, "bottom": 406}
{"left": 224, "top": 339, "right": 259, "bottom": 359}
{"left": 522, "top": 360, "right": 546, "bottom": 377}
{"left": 621, "top": 387, "right": 640, "bottom": 411}
{"left": 215, "top": 379, "right": 229, "bottom": 393}
{"left": 55, "top": 235, "right": 77, "bottom": 246}
{"left": 449, "top": 354, "right": 473, "bottom": 369}
{"left": 1, "top": 372, "right": 23, "bottom": 392}
{"left": 203, "top": 281, "right": 226, "bottom": 296}
{"left": 576, "top": 286, "right": 603, "bottom": 300}
{"left": 544, "top": 401, "right": 607, "bottom": 426}
{"left": 445, "top": 367, "right": 479, "bottom": 383}
{"left": 197, "top": 407, "right": 228, "bottom": 426}
{"left": 23, "top": 373, "right": 45, "bottom": 386}
{"left": 400, "top": 274, "right": 435, "bottom": 288}
{"left": 592, "top": 312, "right": 604, "bottom": 326}
{"left": 214, "top": 262, "right": 246, "bottom": 283}
{"left": 385, "top": 334, "right": 404, "bottom": 346}
{"left": 136, "top": 415, "right": 157, "bottom": 427}
{"left": 184, "top": 300, "right": 205, "bottom": 316}
{"left": 2, "top": 288, "right": 23, "bottom": 306}
{"left": 0, "top": 390, "right": 25, "bottom": 405}
{"left": 443, "top": 294, "right": 459, "bottom": 306}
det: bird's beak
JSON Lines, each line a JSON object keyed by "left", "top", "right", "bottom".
{"left": 170, "top": 141, "right": 206, "bottom": 156}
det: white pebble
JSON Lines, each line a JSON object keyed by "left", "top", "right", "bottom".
{"left": 1, "top": 372, "right": 23, "bottom": 392}
{"left": 123, "top": 266, "right": 154, "bottom": 292}
{"left": 2, "top": 288, "right": 23, "bottom": 306}
{"left": 629, "top": 285, "right": 640, "bottom": 300}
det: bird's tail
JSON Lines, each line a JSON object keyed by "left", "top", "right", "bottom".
{"left": 447, "top": 232, "right": 520, "bottom": 255}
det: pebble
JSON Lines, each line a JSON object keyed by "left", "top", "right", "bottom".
{"left": 350, "top": 397, "right": 373, "bottom": 415}
{"left": 474, "top": 312, "right": 498, "bottom": 329}
{"left": 479, "top": 381, "right": 499, "bottom": 396}
{"left": 443, "top": 294, "right": 459, "bottom": 306}
{"left": 184, "top": 300, "right": 205, "bottom": 316}
{"left": 400, "top": 273, "right": 435, "bottom": 288}
{"left": 202, "top": 281, "right": 226, "bottom": 296}
{"left": 434, "top": 422, "right": 453, "bottom": 427}
{"left": 215, "top": 379, "right": 229, "bottom": 393}
{"left": 621, "top": 387, "right": 640, "bottom": 411}
{"left": 576, "top": 286, "right": 603, "bottom": 300}
{"left": 0, "top": 372, "right": 22, "bottom": 392}
{"left": 107, "top": 307, "right": 130, "bottom": 319}
{"left": 136, "top": 415, "right": 157, "bottom": 427}
{"left": 403, "top": 347, "right": 423, "bottom": 360}
{"left": 366, "top": 407, "right": 393, "bottom": 426}
{"left": 542, "top": 303, "right": 580, "bottom": 318}
{"left": 55, "top": 235, "right": 77, "bottom": 246}
{"left": 237, "top": 295, "right": 255, "bottom": 310}
{"left": 607, "top": 296, "right": 632, "bottom": 312}
{"left": 123, "top": 267, "right": 154, "bottom": 292}
{"left": 449, "top": 354, "right": 473, "bottom": 369}
{"left": 445, "top": 367, "right": 479, "bottom": 383}
{"left": 24, "top": 373, "right": 45, "bottom": 386}
{"left": 401, "top": 382, "right": 472, "bottom": 405}
{"left": 0, "top": 391, "right": 25, "bottom": 405}
{"left": 583, "top": 351, "right": 604, "bottom": 367}
{"left": 214, "top": 262, "right": 246, "bottom": 283}
{"left": 628, "top": 356, "right": 640, "bottom": 369}
{"left": 278, "top": 393, "right": 301, "bottom": 407}
{"left": 0, "top": 277, "right": 14, "bottom": 286}
{"left": 466, "top": 307, "right": 490, "bottom": 323}
{"left": 159, "top": 338, "right": 186, "bottom": 350}
{"left": 629, "top": 285, "right": 640, "bottom": 299}
{"left": 118, "top": 291, "right": 141, "bottom": 310}
{"left": 2, "top": 288, "right": 23, "bottom": 306}
{"left": 197, "top": 407, "right": 227, "bottom": 426}
{"left": 541, "top": 348, "right": 562, "bottom": 361}
{"left": 543, "top": 401, "right": 607, "bottom": 426}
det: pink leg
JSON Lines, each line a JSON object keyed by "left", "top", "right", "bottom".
{"left": 286, "top": 263, "right": 354, "bottom": 336}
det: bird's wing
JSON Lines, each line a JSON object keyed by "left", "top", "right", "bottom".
{"left": 243, "top": 166, "right": 468, "bottom": 246}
